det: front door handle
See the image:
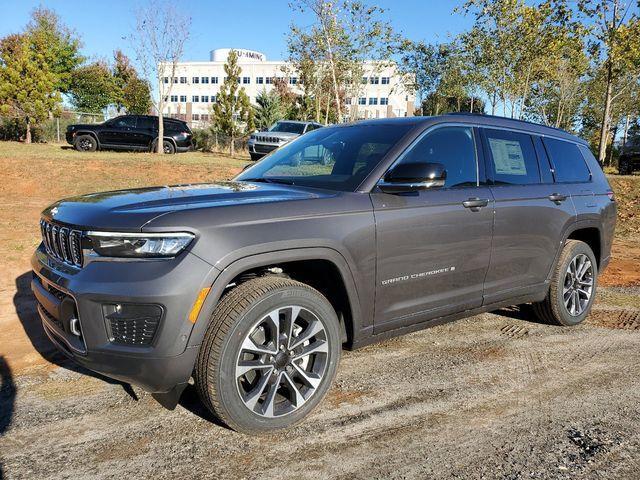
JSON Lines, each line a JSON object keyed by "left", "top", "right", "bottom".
{"left": 462, "top": 198, "right": 489, "bottom": 211}
{"left": 548, "top": 193, "right": 567, "bottom": 204}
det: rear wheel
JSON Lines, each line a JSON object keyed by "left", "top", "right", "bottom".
{"left": 533, "top": 240, "right": 597, "bottom": 326}
{"left": 74, "top": 134, "right": 97, "bottom": 152}
{"left": 151, "top": 139, "right": 175, "bottom": 154}
{"left": 195, "top": 276, "right": 341, "bottom": 434}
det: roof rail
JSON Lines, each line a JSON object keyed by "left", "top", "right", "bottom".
{"left": 441, "top": 112, "right": 573, "bottom": 136}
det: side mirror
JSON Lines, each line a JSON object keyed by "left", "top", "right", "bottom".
{"left": 378, "top": 162, "right": 447, "bottom": 193}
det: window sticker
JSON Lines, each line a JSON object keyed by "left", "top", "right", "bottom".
{"left": 489, "top": 138, "right": 528, "bottom": 176}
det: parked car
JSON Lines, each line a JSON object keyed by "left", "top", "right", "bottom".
{"left": 33, "top": 114, "right": 615, "bottom": 434}
{"left": 248, "top": 120, "right": 323, "bottom": 161}
{"left": 618, "top": 136, "right": 640, "bottom": 175}
{"left": 66, "top": 115, "right": 193, "bottom": 154}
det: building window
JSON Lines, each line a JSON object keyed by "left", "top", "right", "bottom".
{"left": 201, "top": 114, "right": 209, "bottom": 121}
{"left": 380, "top": 97, "right": 389, "bottom": 105}
{"left": 180, "top": 77, "right": 187, "bottom": 84}
{"left": 192, "top": 76, "right": 199, "bottom": 84}
{"left": 381, "top": 77, "right": 390, "bottom": 85}
{"left": 173, "top": 77, "right": 178, "bottom": 83}
{"left": 163, "top": 77, "right": 169, "bottom": 84}
{"left": 237, "top": 77, "right": 241, "bottom": 84}
{"left": 256, "top": 77, "right": 264, "bottom": 84}
{"left": 163, "top": 96, "right": 169, "bottom": 102}
{"left": 370, "top": 77, "right": 379, "bottom": 85}
{"left": 201, "top": 95, "right": 209, "bottom": 103}
{"left": 179, "top": 95, "right": 187, "bottom": 102}
{"left": 358, "top": 97, "right": 366, "bottom": 105}
{"left": 192, "top": 95, "right": 199, "bottom": 102}
{"left": 289, "top": 77, "right": 298, "bottom": 85}
{"left": 345, "top": 97, "right": 352, "bottom": 105}
{"left": 361, "top": 77, "right": 368, "bottom": 84}
{"left": 266, "top": 77, "right": 273, "bottom": 84}
{"left": 192, "top": 114, "right": 200, "bottom": 121}
{"left": 243, "top": 76, "right": 250, "bottom": 84}
{"left": 170, "top": 95, "right": 178, "bottom": 102}
{"left": 369, "top": 97, "right": 378, "bottom": 105}
{"left": 211, "top": 95, "right": 217, "bottom": 103}
{"left": 201, "top": 76, "right": 209, "bottom": 84}
{"left": 211, "top": 76, "right": 219, "bottom": 84}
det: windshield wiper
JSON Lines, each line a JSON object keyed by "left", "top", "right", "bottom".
{"left": 242, "top": 177, "right": 296, "bottom": 185}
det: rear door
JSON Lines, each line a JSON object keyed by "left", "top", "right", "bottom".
{"left": 372, "top": 125, "right": 494, "bottom": 332}
{"left": 134, "top": 116, "right": 157, "bottom": 147}
{"left": 481, "top": 128, "right": 576, "bottom": 303}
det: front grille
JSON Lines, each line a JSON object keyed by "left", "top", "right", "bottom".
{"left": 256, "top": 136, "right": 281, "bottom": 144}
{"left": 40, "top": 219, "right": 83, "bottom": 267}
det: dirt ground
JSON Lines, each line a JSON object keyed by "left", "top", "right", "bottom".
{"left": 1, "top": 143, "right": 639, "bottom": 479}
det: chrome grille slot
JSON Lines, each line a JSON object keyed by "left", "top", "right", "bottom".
{"left": 40, "top": 219, "right": 84, "bottom": 267}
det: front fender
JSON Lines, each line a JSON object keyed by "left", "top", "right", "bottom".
{"left": 186, "top": 247, "right": 365, "bottom": 349}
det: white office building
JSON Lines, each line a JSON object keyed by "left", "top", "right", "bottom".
{"left": 160, "top": 48, "right": 415, "bottom": 127}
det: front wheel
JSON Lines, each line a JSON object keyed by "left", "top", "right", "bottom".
{"left": 74, "top": 134, "right": 97, "bottom": 152}
{"left": 533, "top": 240, "right": 598, "bottom": 326}
{"left": 195, "top": 276, "right": 341, "bottom": 434}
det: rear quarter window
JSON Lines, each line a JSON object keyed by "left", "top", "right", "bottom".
{"left": 543, "top": 138, "right": 592, "bottom": 183}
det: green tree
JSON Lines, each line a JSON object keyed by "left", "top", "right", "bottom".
{"left": 112, "top": 50, "right": 151, "bottom": 114}
{"left": 254, "top": 89, "right": 284, "bottom": 130}
{"left": 68, "top": 61, "right": 117, "bottom": 113}
{"left": 211, "top": 50, "right": 254, "bottom": 156}
{"left": 0, "top": 33, "right": 60, "bottom": 143}
{"left": 26, "top": 7, "right": 83, "bottom": 94}
{"left": 578, "top": 0, "right": 640, "bottom": 163}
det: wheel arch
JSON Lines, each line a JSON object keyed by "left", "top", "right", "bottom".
{"left": 187, "top": 247, "right": 363, "bottom": 350}
{"left": 547, "top": 221, "right": 604, "bottom": 282}
{"left": 151, "top": 136, "right": 178, "bottom": 150}
{"left": 74, "top": 130, "right": 100, "bottom": 147}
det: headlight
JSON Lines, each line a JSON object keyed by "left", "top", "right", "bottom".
{"left": 87, "top": 231, "right": 194, "bottom": 258}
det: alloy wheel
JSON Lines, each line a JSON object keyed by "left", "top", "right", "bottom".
{"left": 563, "top": 254, "right": 594, "bottom": 316}
{"left": 235, "top": 305, "right": 329, "bottom": 418}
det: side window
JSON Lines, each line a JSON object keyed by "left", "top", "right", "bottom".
{"left": 399, "top": 126, "right": 478, "bottom": 188}
{"left": 484, "top": 129, "right": 540, "bottom": 185}
{"left": 112, "top": 116, "right": 137, "bottom": 128}
{"left": 543, "top": 138, "right": 592, "bottom": 183}
{"left": 138, "top": 117, "right": 156, "bottom": 130}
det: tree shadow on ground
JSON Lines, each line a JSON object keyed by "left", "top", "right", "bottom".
{"left": 12, "top": 271, "right": 137, "bottom": 399}
{"left": 0, "top": 355, "right": 16, "bottom": 480}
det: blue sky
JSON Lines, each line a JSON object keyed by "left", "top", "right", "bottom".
{"left": 0, "top": 0, "right": 473, "bottom": 63}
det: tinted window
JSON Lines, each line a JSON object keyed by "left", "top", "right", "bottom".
{"left": 137, "top": 117, "right": 156, "bottom": 129}
{"left": 399, "top": 126, "right": 477, "bottom": 188}
{"left": 236, "top": 124, "right": 413, "bottom": 192}
{"left": 484, "top": 129, "right": 540, "bottom": 185}
{"left": 110, "top": 116, "right": 136, "bottom": 128}
{"left": 269, "top": 121, "right": 306, "bottom": 135}
{"left": 544, "top": 138, "right": 592, "bottom": 183}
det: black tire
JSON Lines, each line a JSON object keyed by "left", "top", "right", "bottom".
{"left": 74, "top": 134, "right": 97, "bottom": 152}
{"left": 195, "top": 276, "right": 341, "bottom": 434}
{"left": 151, "top": 139, "right": 176, "bottom": 154}
{"left": 533, "top": 240, "right": 598, "bottom": 326}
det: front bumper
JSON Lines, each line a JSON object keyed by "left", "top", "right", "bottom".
{"left": 31, "top": 246, "right": 215, "bottom": 393}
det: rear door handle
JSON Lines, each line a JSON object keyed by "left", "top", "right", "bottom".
{"left": 548, "top": 193, "right": 567, "bottom": 204}
{"left": 462, "top": 198, "right": 489, "bottom": 211}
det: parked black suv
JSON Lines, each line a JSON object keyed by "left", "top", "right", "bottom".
{"left": 34, "top": 114, "right": 616, "bottom": 434}
{"left": 619, "top": 136, "right": 640, "bottom": 175}
{"left": 66, "top": 115, "right": 193, "bottom": 154}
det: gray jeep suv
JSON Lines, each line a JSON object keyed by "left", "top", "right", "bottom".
{"left": 248, "top": 120, "right": 323, "bottom": 161}
{"left": 32, "top": 114, "right": 616, "bottom": 434}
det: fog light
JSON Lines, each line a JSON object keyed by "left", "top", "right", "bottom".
{"left": 103, "top": 303, "right": 163, "bottom": 346}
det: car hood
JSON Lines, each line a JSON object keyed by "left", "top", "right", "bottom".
{"left": 42, "top": 181, "right": 330, "bottom": 230}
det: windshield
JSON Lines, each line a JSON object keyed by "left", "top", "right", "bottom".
{"left": 269, "top": 121, "right": 306, "bottom": 134}
{"left": 236, "top": 123, "right": 414, "bottom": 192}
